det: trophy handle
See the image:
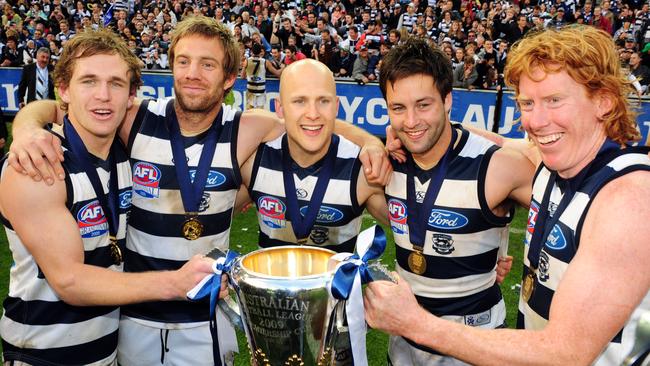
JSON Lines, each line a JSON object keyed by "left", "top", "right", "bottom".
{"left": 621, "top": 311, "right": 650, "bottom": 366}
{"left": 205, "top": 247, "right": 245, "bottom": 332}
{"left": 218, "top": 296, "right": 245, "bottom": 332}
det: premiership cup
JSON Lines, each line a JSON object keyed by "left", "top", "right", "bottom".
{"left": 228, "top": 246, "right": 343, "bottom": 366}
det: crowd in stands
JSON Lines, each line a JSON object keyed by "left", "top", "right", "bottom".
{"left": 2, "top": 0, "right": 650, "bottom": 92}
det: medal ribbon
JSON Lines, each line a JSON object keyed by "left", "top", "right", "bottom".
{"left": 406, "top": 126, "right": 457, "bottom": 247}
{"left": 63, "top": 116, "right": 120, "bottom": 259}
{"left": 330, "top": 225, "right": 387, "bottom": 366}
{"left": 282, "top": 134, "right": 338, "bottom": 242}
{"left": 166, "top": 101, "right": 223, "bottom": 215}
{"left": 527, "top": 139, "right": 620, "bottom": 270}
{"left": 186, "top": 249, "right": 240, "bottom": 366}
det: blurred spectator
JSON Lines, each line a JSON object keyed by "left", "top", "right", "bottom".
{"left": 283, "top": 44, "right": 306, "bottom": 64}
{"left": 1, "top": 37, "right": 23, "bottom": 67}
{"left": 630, "top": 51, "right": 650, "bottom": 93}
{"left": 22, "top": 39, "right": 37, "bottom": 64}
{"left": 17, "top": 47, "right": 53, "bottom": 108}
{"left": 352, "top": 44, "right": 371, "bottom": 84}
{"left": 334, "top": 44, "right": 355, "bottom": 77}
{"left": 453, "top": 55, "right": 478, "bottom": 89}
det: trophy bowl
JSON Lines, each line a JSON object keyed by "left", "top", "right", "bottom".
{"left": 229, "top": 246, "right": 340, "bottom": 366}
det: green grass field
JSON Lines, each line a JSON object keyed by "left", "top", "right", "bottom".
{"left": 0, "top": 204, "right": 526, "bottom": 365}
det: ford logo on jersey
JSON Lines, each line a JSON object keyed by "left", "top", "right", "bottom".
{"left": 77, "top": 200, "right": 109, "bottom": 238}
{"left": 428, "top": 209, "right": 468, "bottom": 229}
{"left": 119, "top": 190, "right": 132, "bottom": 209}
{"left": 388, "top": 199, "right": 408, "bottom": 235}
{"left": 189, "top": 169, "right": 226, "bottom": 188}
{"left": 299, "top": 205, "right": 344, "bottom": 223}
{"left": 545, "top": 224, "right": 567, "bottom": 250}
{"left": 132, "top": 162, "right": 161, "bottom": 198}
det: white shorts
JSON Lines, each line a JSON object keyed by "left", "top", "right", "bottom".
{"left": 117, "top": 315, "right": 237, "bottom": 366}
{"left": 246, "top": 92, "right": 266, "bottom": 109}
{"left": 388, "top": 299, "right": 506, "bottom": 366}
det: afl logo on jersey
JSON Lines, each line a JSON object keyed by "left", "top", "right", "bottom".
{"left": 133, "top": 162, "right": 161, "bottom": 198}
{"left": 388, "top": 199, "right": 408, "bottom": 235}
{"left": 258, "top": 196, "right": 286, "bottom": 229}
{"left": 527, "top": 201, "right": 539, "bottom": 236}
{"left": 300, "top": 206, "right": 344, "bottom": 223}
{"left": 77, "top": 200, "right": 109, "bottom": 238}
{"left": 545, "top": 224, "right": 567, "bottom": 250}
{"left": 189, "top": 169, "right": 226, "bottom": 188}
{"left": 428, "top": 209, "right": 468, "bottom": 229}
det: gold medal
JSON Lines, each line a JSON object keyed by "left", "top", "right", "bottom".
{"left": 522, "top": 272, "right": 536, "bottom": 302}
{"left": 408, "top": 250, "right": 426, "bottom": 275}
{"left": 182, "top": 216, "right": 204, "bottom": 241}
{"left": 109, "top": 236, "right": 123, "bottom": 265}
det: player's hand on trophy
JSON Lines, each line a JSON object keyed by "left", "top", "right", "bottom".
{"left": 175, "top": 254, "right": 217, "bottom": 300}
{"left": 359, "top": 142, "right": 392, "bottom": 186}
{"left": 364, "top": 272, "right": 429, "bottom": 336}
{"left": 9, "top": 126, "right": 64, "bottom": 185}
{"left": 385, "top": 125, "right": 406, "bottom": 163}
{"left": 496, "top": 256, "right": 513, "bottom": 284}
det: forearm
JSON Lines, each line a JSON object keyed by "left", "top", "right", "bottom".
{"left": 12, "top": 99, "right": 62, "bottom": 137}
{"left": 409, "top": 316, "right": 583, "bottom": 366}
{"left": 57, "top": 264, "right": 183, "bottom": 306}
{"left": 334, "top": 119, "right": 382, "bottom": 147}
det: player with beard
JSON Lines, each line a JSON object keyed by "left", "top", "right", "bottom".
{"left": 0, "top": 29, "right": 218, "bottom": 366}
{"left": 8, "top": 16, "right": 389, "bottom": 366}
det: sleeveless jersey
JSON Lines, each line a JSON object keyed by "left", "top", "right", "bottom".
{"left": 0, "top": 126, "right": 132, "bottom": 366}
{"left": 122, "top": 98, "right": 242, "bottom": 326}
{"left": 385, "top": 125, "right": 512, "bottom": 351}
{"left": 518, "top": 145, "right": 650, "bottom": 365}
{"left": 249, "top": 133, "right": 364, "bottom": 253}
{"left": 245, "top": 56, "right": 267, "bottom": 94}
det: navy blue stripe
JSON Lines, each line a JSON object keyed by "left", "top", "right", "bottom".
{"left": 349, "top": 157, "right": 362, "bottom": 214}
{"left": 477, "top": 145, "right": 515, "bottom": 226}
{"left": 128, "top": 206, "right": 233, "bottom": 238}
{"left": 414, "top": 284, "right": 502, "bottom": 316}
{"left": 3, "top": 296, "right": 117, "bottom": 325}
{"left": 137, "top": 107, "right": 237, "bottom": 145}
{"left": 517, "top": 309, "right": 525, "bottom": 329}
{"left": 2, "top": 329, "right": 117, "bottom": 366}
{"left": 258, "top": 232, "right": 357, "bottom": 253}
{"left": 121, "top": 298, "right": 210, "bottom": 323}
{"left": 396, "top": 246, "right": 499, "bottom": 279}
{"left": 127, "top": 99, "right": 150, "bottom": 154}
{"left": 84, "top": 240, "right": 126, "bottom": 268}
{"left": 123, "top": 247, "right": 187, "bottom": 272}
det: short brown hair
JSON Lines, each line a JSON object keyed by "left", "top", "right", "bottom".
{"left": 168, "top": 16, "right": 239, "bottom": 92}
{"left": 54, "top": 28, "right": 142, "bottom": 111}
{"left": 505, "top": 26, "right": 640, "bottom": 144}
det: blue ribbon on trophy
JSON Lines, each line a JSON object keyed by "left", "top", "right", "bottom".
{"left": 330, "top": 225, "right": 387, "bottom": 366}
{"left": 187, "top": 249, "right": 239, "bottom": 366}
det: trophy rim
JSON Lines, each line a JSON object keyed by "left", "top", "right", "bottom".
{"left": 238, "top": 245, "right": 339, "bottom": 280}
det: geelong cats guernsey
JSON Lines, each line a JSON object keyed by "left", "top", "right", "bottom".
{"left": 249, "top": 133, "right": 364, "bottom": 253}
{"left": 519, "top": 144, "right": 650, "bottom": 365}
{"left": 385, "top": 124, "right": 512, "bottom": 349}
{"left": 0, "top": 127, "right": 132, "bottom": 366}
{"left": 122, "top": 98, "right": 242, "bottom": 326}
